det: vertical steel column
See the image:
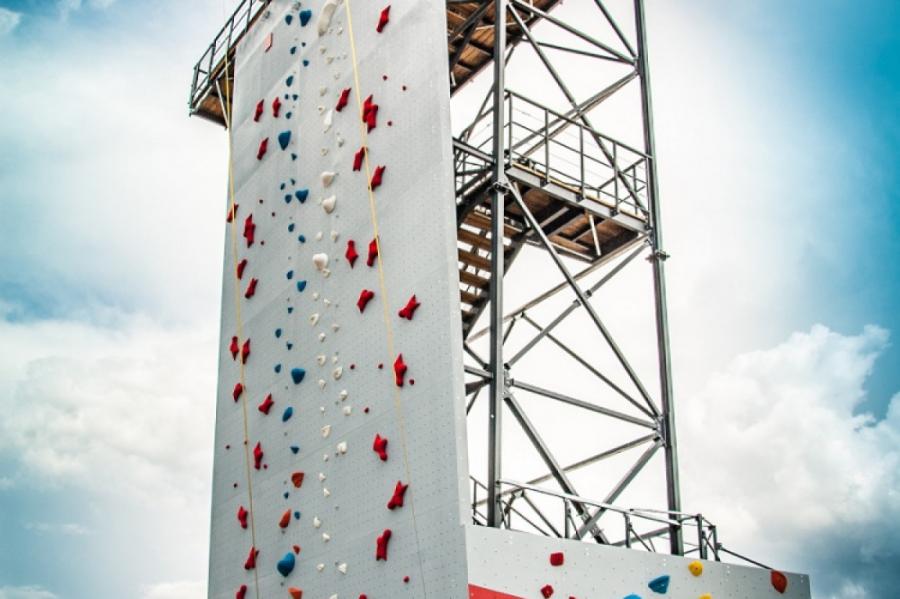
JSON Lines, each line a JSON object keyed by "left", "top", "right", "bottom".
{"left": 634, "top": 0, "right": 683, "bottom": 555}
{"left": 486, "top": 0, "right": 508, "bottom": 529}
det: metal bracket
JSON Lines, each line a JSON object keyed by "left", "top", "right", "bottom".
{"left": 647, "top": 249, "right": 670, "bottom": 262}
{"left": 491, "top": 179, "right": 512, "bottom": 194}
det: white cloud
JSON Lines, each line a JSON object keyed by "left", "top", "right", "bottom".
{"left": 0, "top": 587, "right": 58, "bottom": 599}
{"left": 680, "top": 325, "right": 900, "bottom": 598}
{"left": 139, "top": 581, "right": 206, "bottom": 599}
{"left": 0, "top": 8, "right": 22, "bottom": 36}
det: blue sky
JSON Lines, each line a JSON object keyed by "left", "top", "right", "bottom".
{"left": 0, "top": 1, "right": 898, "bottom": 598}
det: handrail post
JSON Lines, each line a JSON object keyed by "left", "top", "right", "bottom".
{"left": 624, "top": 514, "right": 632, "bottom": 548}
{"left": 543, "top": 108, "right": 550, "bottom": 183}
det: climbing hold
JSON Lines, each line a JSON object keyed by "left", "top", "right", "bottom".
{"left": 299, "top": 9, "right": 312, "bottom": 26}
{"left": 321, "top": 171, "right": 336, "bottom": 188}
{"left": 244, "top": 278, "right": 258, "bottom": 299}
{"left": 398, "top": 295, "right": 420, "bottom": 320}
{"left": 229, "top": 336, "right": 239, "bottom": 360}
{"left": 232, "top": 382, "right": 244, "bottom": 402}
{"left": 313, "top": 253, "right": 329, "bottom": 271}
{"left": 274, "top": 364, "right": 282, "bottom": 374}
{"left": 771, "top": 570, "right": 788, "bottom": 594}
{"left": 317, "top": 0, "right": 339, "bottom": 35}
{"left": 282, "top": 406, "right": 294, "bottom": 422}
{"left": 263, "top": 31, "right": 273, "bottom": 51}
{"left": 257, "top": 137, "right": 269, "bottom": 160}
{"left": 279, "top": 509, "right": 292, "bottom": 529}
{"left": 336, "top": 441, "right": 348, "bottom": 454}
{"left": 253, "top": 100, "right": 264, "bottom": 122}
{"left": 278, "top": 130, "right": 292, "bottom": 150}
{"left": 373, "top": 433, "right": 388, "bottom": 461}
{"left": 322, "top": 195, "right": 336, "bottom": 214}
{"left": 375, "top": 529, "right": 392, "bottom": 561}
{"left": 362, "top": 95, "right": 378, "bottom": 131}
{"left": 387, "top": 480, "right": 408, "bottom": 510}
{"left": 277, "top": 551, "right": 296, "bottom": 577}
{"left": 353, "top": 146, "right": 366, "bottom": 171}
{"left": 336, "top": 87, "right": 351, "bottom": 112}
{"left": 253, "top": 442, "right": 264, "bottom": 470}
{"left": 286, "top": 75, "right": 294, "bottom": 87}
{"left": 688, "top": 561, "right": 703, "bottom": 577}
{"left": 540, "top": 584, "right": 554, "bottom": 598}
{"left": 295, "top": 189, "right": 309, "bottom": 203}
{"left": 549, "top": 552, "right": 564, "bottom": 566}
{"left": 244, "top": 546, "right": 258, "bottom": 570}
{"left": 321, "top": 424, "right": 331, "bottom": 438}
{"left": 699, "top": 595, "right": 712, "bottom": 599}
{"left": 393, "top": 353, "right": 407, "bottom": 387}
{"left": 241, "top": 339, "right": 251, "bottom": 364}
{"left": 243, "top": 214, "right": 256, "bottom": 247}
{"left": 236, "top": 258, "right": 247, "bottom": 279}
{"left": 370, "top": 165, "right": 386, "bottom": 190}
{"left": 237, "top": 505, "right": 248, "bottom": 529}
{"left": 258, "top": 394, "right": 274, "bottom": 414}
{"left": 357, "top": 289, "right": 375, "bottom": 313}
{"left": 226, "top": 204, "right": 239, "bottom": 223}
{"left": 345, "top": 240, "right": 359, "bottom": 267}
{"left": 366, "top": 237, "right": 379, "bottom": 267}
{"left": 288, "top": 588, "right": 302, "bottom": 599}
{"left": 236, "top": 584, "right": 247, "bottom": 599}
{"left": 297, "top": 280, "right": 307, "bottom": 292}
{"left": 272, "top": 97, "right": 282, "bottom": 118}
{"left": 323, "top": 109, "right": 334, "bottom": 132}
{"left": 648, "top": 575, "right": 670, "bottom": 594}
{"left": 290, "top": 445, "right": 300, "bottom": 454}
{"left": 291, "top": 472, "right": 305, "bottom": 488}
{"left": 285, "top": 13, "right": 293, "bottom": 25}
{"left": 291, "top": 368, "right": 306, "bottom": 384}
{"left": 376, "top": 6, "right": 390, "bottom": 33}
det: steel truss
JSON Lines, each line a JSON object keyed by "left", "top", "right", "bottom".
{"left": 451, "top": 0, "right": 685, "bottom": 555}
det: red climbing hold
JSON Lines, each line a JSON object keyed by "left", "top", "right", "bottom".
{"left": 263, "top": 32, "right": 273, "bottom": 52}
{"left": 236, "top": 584, "right": 248, "bottom": 599}
{"left": 233, "top": 382, "right": 244, "bottom": 402}
{"left": 373, "top": 434, "right": 388, "bottom": 461}
{"left": 244, "top": 546, "right": 257, "bottom": 570}
{"left": 243, "top": 215, "right": 255, "bottom": 247}
{"left": 353, "top": 146, "right": 367, "bottom": 171}
{"left": 362, "top": 95, "right": 379, "bottom": 132}
{"left": 244, "top": 278, "right": 258, "bottom": 299}
{"left": 291, "top": 472, "right": 305, "bottom": 488}
{"left": 237, "top": 505, "right": 248, "bottom": 529}
{"left": 387, "top": 480, "right": 408, "bottom": 510}
{"left": 346, "top": 240, "right": 359, "bottom": 267}
{"left": 376, "top": 6, "right": 391, "bottom": 33}
{"left": 549, "top": 552, "right": 564, "bottom": 566}
{"left": 236, "top": 258, "right": 248, "bottom": 279}
{"left": 292, "top": 545, "right": 300, "bottom": 555}
{"left": 272, "top": 97, "right": 282, "bottom": 118}
{"left": 398, "top": 295, "right": 420, "bottom": 320}
{"left": 257, "top": 137, "right": 268, "bottom": 160}
{"left": 357, "top": 289, "right": 375, "bottom": 313}
{"left": 288, "top": 589, "right": 302, "bottom": 599}
{"left": 229, "top": 336, "right": 239, "bottom": 360}
{"left": 253, "top": 442, "right": 264, "bottom": 470}
{"left": 241, "top": 339, "right": 251, "bottom": 364}
{"left": 771, "top": 570, "right": 788, "bottom": 594}
{"left": 375, "top": 529, "right": 392, "bottom": 561}
{"left": 370, "top": 165, "right": 386, "bottom": 190}
{"left": 258, "top": 394, "right": 274, "bottom": 415}
{"left": 279, "top": 509, "right": 291, "bottom": 529}
{"left": 336, "top": 87, "right": 351, "bottom": 112}
{"left": 393, "top": 353, "right": 407, "bottom": 387}
{"left": 367, "top": 237, "right": 379, "bottom": 267}
{"left": 254, "top": 99, "right": 264, "bottom": 122}
{"left": 540, "top": 584, "right": 554, "bottom": 598}
{"left": 227, "top": 204, "right": 239, "bottom": 222}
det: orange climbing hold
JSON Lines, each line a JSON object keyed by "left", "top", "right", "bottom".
{"left": 241, "top": 339, "right": 251, "bottom": 364}
{"left": 771, "top": 570, "right": 788, "bottom": 594}
{"left": 258, "top": 394, "right": 274, "bottom": 415}
{"left": 244, "top": 546, "right": 257, "bottom": 570}
{"left": 257, "top": 137, "right": 268, "bottom": 160}
{"left": 373, "top": 434, "right": 388, "bottom": 461}
{"left": 387, "top": 480, "right": 408, "bottom": 510}
{"left": 279, "top": 509, "right": 292, "bottom": 529}
{"left": 288, "top": 588, "right": 303, "bottom": 599}
{"left": 398, "top": 295, "right": 420, "bottom": 320}
{"left": 237, "top": 505, "right": 248, "bottom": 529}
{"left": 291, "top": 471, "right": 305, "bottom": 488}
{"left": 229, "top": 336, "right": 239, "bottom": 360}
{"left": 336, "top": 87, "right": 351, "bottom": 112}
{"left": 376, "top": 6, "right": 391, "bottom": 32}
{"left": 232, "top": 382, "right": 244, "bottom": 402}
{"left": 393, "top": 353, "right": 407, "bottom": 387}
{"left": 357, "top": 289, "right": 375, "bottom": 313}
{"left": 244, "top": 278, "right": 258, "bottom": 299}
{"left": 370, "top": 165, "right": 386, "bottom": 190}
{"left": 253, "top": 442, "right": 264, "bottom": 470}
{"left": 345, "top": 240, "right": 359, "bottom": 267}
{"left": 375, "top": 528, "right": 392, "bottom": 561}
{"left": 366, "top": 237, "right": 379, "bottom": 267}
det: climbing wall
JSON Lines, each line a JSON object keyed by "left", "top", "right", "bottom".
{"left": 208, "top": 1, "right": 470, "bottom": 598}
{"left": 465, "top": 527, "right": 811, "bottom": 599}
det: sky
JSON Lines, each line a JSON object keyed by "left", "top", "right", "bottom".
{"left": 0, "top": 1, "right": 898, "bottom": 598}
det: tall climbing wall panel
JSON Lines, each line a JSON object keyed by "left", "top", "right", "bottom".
{"left": 208, "top": 1, "right": 470, "bottom": 597}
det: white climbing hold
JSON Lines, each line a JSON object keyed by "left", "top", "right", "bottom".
{"left": 313, "top": 253, "right": 329, "bottom": 271}
{"left": 313, "top": 292, "right": 320, "bottom": 301}
{"left": 310, "top": 312, "right": 320, "bottom": 325}
{"left": 318, "top": 332, "right": 327, "bottom": 342}
{"left": 317, "top": 354, "right": 327, "bottom": 366}
{"left": 317, "top": 104, "right": 325, "bottom": 113}
{"left": 331, "top": 323, "right": 340, "bottom": 332}
{"left": 322, "top": 532, "right": 331, "bottom": 542}
{"left": 313, "top": 516, "right": 322, "bottom": 528}
{"left": 331, "top": 354, "right": 339, "bottom": 363}
{"left": 322, "top": 195, "right": 336, "bottom": 214}
{"left": 330, "top": 230, "right": 339, "bottom": 241}
{"left": 332, "top": 366, "right": 343, "bottom": 380}
{"left": 324, "top": 298, "right": 332, "bottom": 307}
{"left": 323, "top": 487, "right": 331, "bottom": 497}
{"left": 317, "top": 563, "right": 325, "bottom": 572}
{"left": 339, "top": 389, "right": 348, "bottom": 401}
{"left": 323, "top": 109, "right": 334, "bottom": 132}
{"left": 321, "top": 171, "right": 336, "bottom": 187}
{"left": 336, "top": 133, "right": 345, "bottom": 147}
{"left": 336, "top": 441, "right": 348, "bottom": 454}
{"left": 342, "top": 405, "right": 352, "bottom": 416}
{"left": 318, "top": 378, "right": 326, "bottom": 389}
{"left": 321, "top": 424, "right": 331, "bottom": 438}
{"left": 338, "top": 563, "right": 348, "bottom": 574}
{"left": 319, "top": 86, "right": 328, "bottom": 97}
{"left": 320, "top": 405, "right": 326, "bottom": 413}
{"left": 317, "top": 0, "right": 340, "bottom": 36}
{"left": 323, "top": 453, "right": 329, "bottom": 462}
{"left": 318, "top": 472, "right": 326, "bottom": 482}
{"left": 320, "top": 148, "right": 329, "bottom": 156}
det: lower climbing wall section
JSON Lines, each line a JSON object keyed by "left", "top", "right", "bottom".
{"left": 465, "top": 527, "right": 812, "bottom": 599}
{"left": 208, "top": 1, "right": 470, "bottom": 598}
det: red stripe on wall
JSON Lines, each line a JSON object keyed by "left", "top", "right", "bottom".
{"left": 469, "top": 583, "right": 525, "bottom": 599}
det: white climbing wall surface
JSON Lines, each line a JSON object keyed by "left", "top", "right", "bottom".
{"left": 208, "top": 1, "right": 470, "bottom": 598}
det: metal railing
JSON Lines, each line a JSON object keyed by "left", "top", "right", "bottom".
{"left": 454, "top": 89, "right": 651, "bottom": 219}
{"left": 188, "top": 0, "right": 273, "bottom": 114}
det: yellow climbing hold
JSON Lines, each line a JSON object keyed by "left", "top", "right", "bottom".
{"left": 699, "top": 594, "right": 712, "bottom": 599}
{"left": 689, "top": 560, "right": 704, "bottom": 577}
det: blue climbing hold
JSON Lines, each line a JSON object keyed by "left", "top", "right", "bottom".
{"left": 287, "top": 307, "right": 293, "bottom": 314}
{"left": 275, "top": 328, "right": 282, "bottom": 338}
{"left": 286, "top": 111, "right": 292, "bottom": 119}
{"left": 274, "top": 364, "right": 282, "bottom": 374}
{"left": 283, "top": 491, "right": 290, "bottom": 499}
{"left": 295, "top": 189, "right": 308, "bottom": 203}
{"left": 288, "top": 224, "right": 295, "bottom": 233}
{"left": 624, "top": 595, "right": 642, "bottom": 599}
{"left": 293, "top": 511, "right": 301, "bottom": 519}
{"left": 296, "top": 280, "right": 307, "bottom": 292}
{"left": 280, "top": 182, "right": 286, "bottom": 190}
{"left": 298, "top": 235, "right": 306, "bottom": 243}
{"left": 285, "top": 14, "right": 293, "bottom": 25}
{"left": 284, "top": 194, "right": 292, "bottom": 203}
{"left": 282, "top": 406, "right": 293, "bottom": 422}
{"left": 286, "top": 75, "right": 294, "bottom": 87}
{"left": 286, "top": 342, "right": 293, "bottom": 350}
{"left": 299, "top": 9, "right": 312, "bottom": 26}
{"left": 302, "top": 60, "right": 309, "bottom": 67}
{"left": 277, "top": 552, "right": 295, "bottom": 576}
{"left": 291, "top": 153, "right": 298, "bottom": 161}
{"left": 648, "top": 575, "right": 670, "bottom": 594}
{"left": 290, "top": 445, "right": 300, "bottom": 454}
{"left": 286, "top": 270, "right": 294, "bottom": 280}
{"left": 291, "top": 93, "right": 298, "bottom": 100}
{"left": 290, "top": 368, "right": 305, "bottom": 384}
{"left": 290, "top": 46, "right": 297, "bottom": 55}
{"left": 278, "top": 130, "right": 291, "bottom": 150}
